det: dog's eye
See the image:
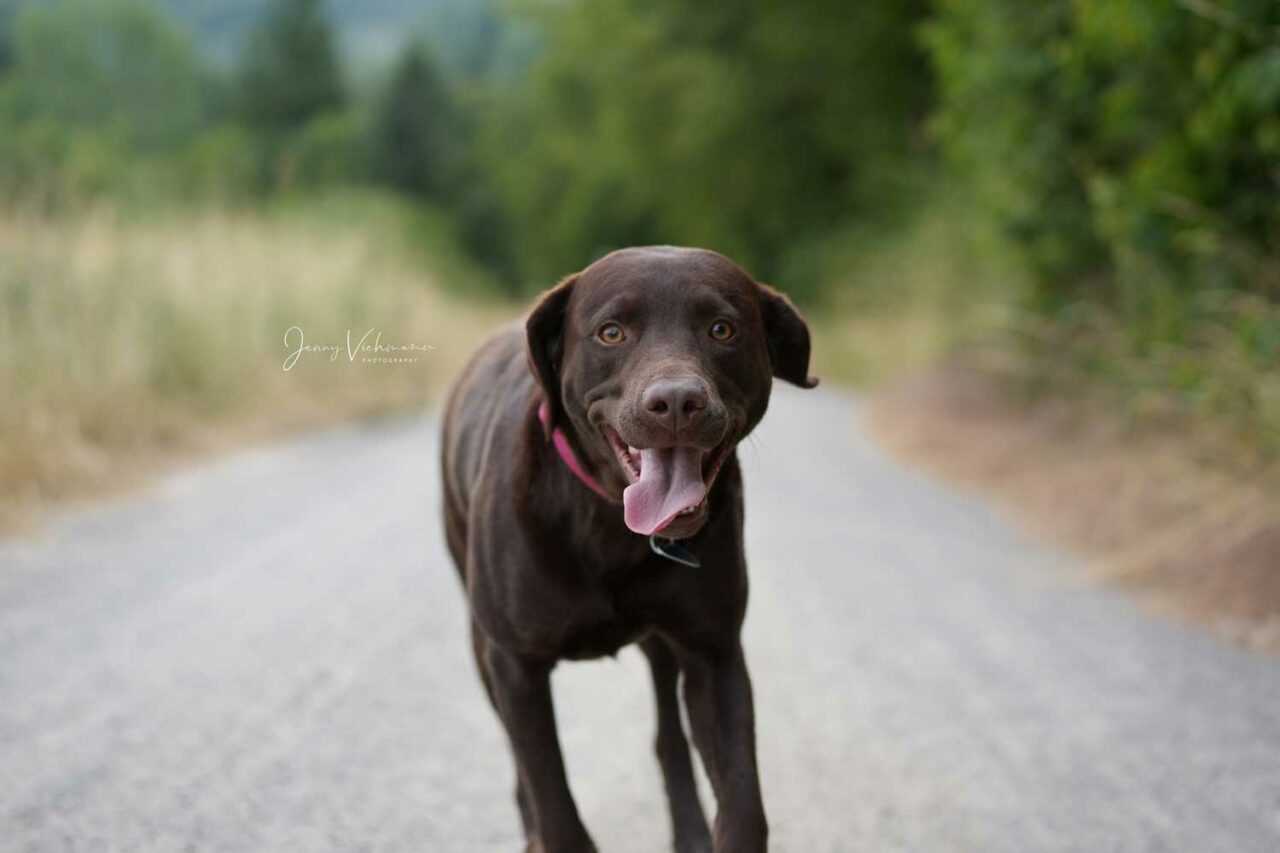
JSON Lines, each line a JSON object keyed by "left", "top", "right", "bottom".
{"left": 709, "top": 320, "right": 736, "bottom": 342}
{"left": 597, "top": 323, "right": 626, "bottom": 345}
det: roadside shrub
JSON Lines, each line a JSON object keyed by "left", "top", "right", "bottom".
{"left": 924, "top": 0, "right": 1280, "bottom": 329}
{"left": 280, "top": 110, "right": 363, "bottom": 191}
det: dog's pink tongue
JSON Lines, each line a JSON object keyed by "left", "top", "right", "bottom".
{"left": 623, "top": 447, "right": 706, "bottom": 535}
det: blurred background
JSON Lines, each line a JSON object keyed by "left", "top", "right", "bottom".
{"left": 2, "top": 5, "right": 1280, "bottom": 849}
{"left": 0, "top": 0, "right": 1277, "bottom": 637}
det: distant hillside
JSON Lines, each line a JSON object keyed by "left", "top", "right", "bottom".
{"left": 156, "top": 0, "right": 508, "bottom": 75}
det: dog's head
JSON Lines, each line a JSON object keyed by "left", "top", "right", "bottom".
{"left": 527, "top": 246, "right": 817, "bottom": 539}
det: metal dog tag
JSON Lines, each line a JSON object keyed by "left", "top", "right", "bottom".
{"left": 649, "top": 535, "right": 700, "bottom": 568}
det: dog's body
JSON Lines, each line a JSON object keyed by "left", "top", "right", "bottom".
{"left": 441, "top": 247, "right": 815, "bottom": 852}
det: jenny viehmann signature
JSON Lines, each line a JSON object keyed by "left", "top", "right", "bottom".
{"left": 282, "top": 326, "right": 436, "bottom": 371}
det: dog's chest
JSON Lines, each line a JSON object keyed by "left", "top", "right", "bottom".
{"left": 557, "top": 608, "right": 647, "bottom": 660}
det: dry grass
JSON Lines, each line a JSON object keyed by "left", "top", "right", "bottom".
{"left": 868, "top": 368, "right": 1280, "bottom": 650}
{"left": 812, "top": 299, "right": 967, "bottom": 387}
{"left": 811, "top": 192, "right": 1280, "bottom": 650}
{"left": 0, "top": 194, "right": 510, "bottom": 531}
{"left": 807, "top": 196, "right": 1020, "bottom": 387}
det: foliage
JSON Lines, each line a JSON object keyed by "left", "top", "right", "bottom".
{"left": 924, "top": 0, "right": 1280, "bottom": 331}
{"left": 177, "top": 124, "right": 257, "bottom": 203}
{"left": 279, "top": 110, "right": 363, "bottom": 190}
{"left": 157, "top": 0, "right": 517, "bottom": 75}
{"left": 230, "top": 0, "right": 349, "bottom": 191}
{"left": 235, "top": 0, "right": 343, "bottom": 134}
{"left": 922, "top": 0, "right": 1280, "bottom": 453}
{"left": 0, "top": 0, "right": 213, "bottom": 202}
{"left": 0, "top": 0, "right": 208, "bottom": 149}
{"left": 369, "top": 43, "right": 463, "bottom": 200}
{"left": 0, "top": 0, "right": 1273, "bottom": 446}
{"left": 478, "top": 0, "right": 932, "bottom": 294}
{"left": 0, "top": 0, "right": 17, "bottom": 75}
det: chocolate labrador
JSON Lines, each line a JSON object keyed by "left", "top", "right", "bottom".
{"left": 441, "top": 246, "right": 816, "bottom": 852}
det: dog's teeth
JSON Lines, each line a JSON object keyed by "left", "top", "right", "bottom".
{"left": 627, "top": 445, "right": 638, "bottom": 457}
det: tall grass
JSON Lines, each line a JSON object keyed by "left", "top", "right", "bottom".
{"left": 0, "top": 190, "right": 508, "bottom": 527}
{"left": 1002, "top": 295, "right": 1280, "bottom": 468}
{"left": 844, "top": 193, "right": 1280, "bottom": 641}
{"left": 808, "top": 192, "right": 1025, "bottom": 386}
{"left": 813, "top": 188, "right": 1280, "bottom": 471}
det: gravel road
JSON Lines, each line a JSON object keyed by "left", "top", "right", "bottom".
{"left": 2, "top": 386, "right": 1279, "bottom": 852}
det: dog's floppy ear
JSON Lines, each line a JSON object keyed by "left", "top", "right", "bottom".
{"left": 757, "top": 282, "right": 819, "bottom": 389}
{"left": 526, "top": 273, "right": 578, "bottom": 437}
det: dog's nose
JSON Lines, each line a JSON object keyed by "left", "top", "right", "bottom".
{"left": 643, "top": 378, "right": 708, "bottom": 435}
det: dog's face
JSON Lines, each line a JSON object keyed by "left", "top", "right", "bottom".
{"left": 527, "top": 246, "right": 816, "bottom": 539}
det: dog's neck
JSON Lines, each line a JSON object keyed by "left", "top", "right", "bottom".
{"left": 533, "top": 400, "right": 708, "bottom": 570}
{"left": 536, "top": 401, "right": 613, "bottom": 501}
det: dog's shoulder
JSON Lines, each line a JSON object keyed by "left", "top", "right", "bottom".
{"left": 441, "top": 322, "right": 536, "bottom": 514}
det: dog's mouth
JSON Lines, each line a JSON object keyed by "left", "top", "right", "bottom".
{"left": 601, "top": 425, "right": 733, "bottom": 537}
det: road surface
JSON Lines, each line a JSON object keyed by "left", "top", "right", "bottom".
{"left": 2, "top": 387, "right": 1279, "bottom": 852}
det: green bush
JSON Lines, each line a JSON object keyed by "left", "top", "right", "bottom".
{"left": 924, "top": 0, "right": 1280, "bottom": 331}
{"left": 2, "top": 0, "right": 209, "bottom": 151}
{"left": 179, "top": 124, "right": 258, "bottom": 203}
{"left": 479, "top": 0, "right": 932, "bottom": 294}
{"left": 281, "top": 110, "right": 363, "bottom": 190}
{"left": 369, "top": 43, "right": 465, "bottom": 201}
{"left": 234, "top": 0, "right": 344, "bottom": 135}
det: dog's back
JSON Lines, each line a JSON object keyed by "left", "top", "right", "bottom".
{"left": 440, "top": 323, "right": 530, "bottom": 581}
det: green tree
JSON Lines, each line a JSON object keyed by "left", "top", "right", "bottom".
{"left": 924, "top": 0, "right": 1280, "bottom": 320}
{"left": 1, "top": 0, "right": 208, "bottom": 150}
{"left": 370, "top": 42, "right": 462, "bottom": 200}
{"left": 235, "top": 0, "right": 343, "bottom": 134}
{"left": 0, "top": 0, "right": 17, "bottom": 76}
{"left": 480, "top": 0, "right": 932, "bottom": 293}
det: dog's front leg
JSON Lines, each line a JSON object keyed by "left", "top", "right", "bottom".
{"left": 642, "top": 636, "right": 713, "bottom": 853}
{"left": 679, "top": 643, "right": 767, "bottom": 852}
{"left": 483, "top": 642, "right": 596, "bottom": 853}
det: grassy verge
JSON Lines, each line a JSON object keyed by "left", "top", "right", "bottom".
{"left": 868, "top": 370, "right": 1280, "bottom": 650}
{"left": 806, "top": 194, "right": 1023, "bottom": 386}
{"left": 0, "top": 188, "right": 511, "bottom": 531}
{"left": 813, "top": 194, "right": 1280, "bottom": 649}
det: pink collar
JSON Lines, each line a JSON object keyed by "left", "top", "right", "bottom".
{"left": 537, "top": 402, "right": 613, "bottom": 501}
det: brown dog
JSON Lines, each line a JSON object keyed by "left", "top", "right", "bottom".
{"left": 441, "top": 246, "right": 816, "bottom": 852}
